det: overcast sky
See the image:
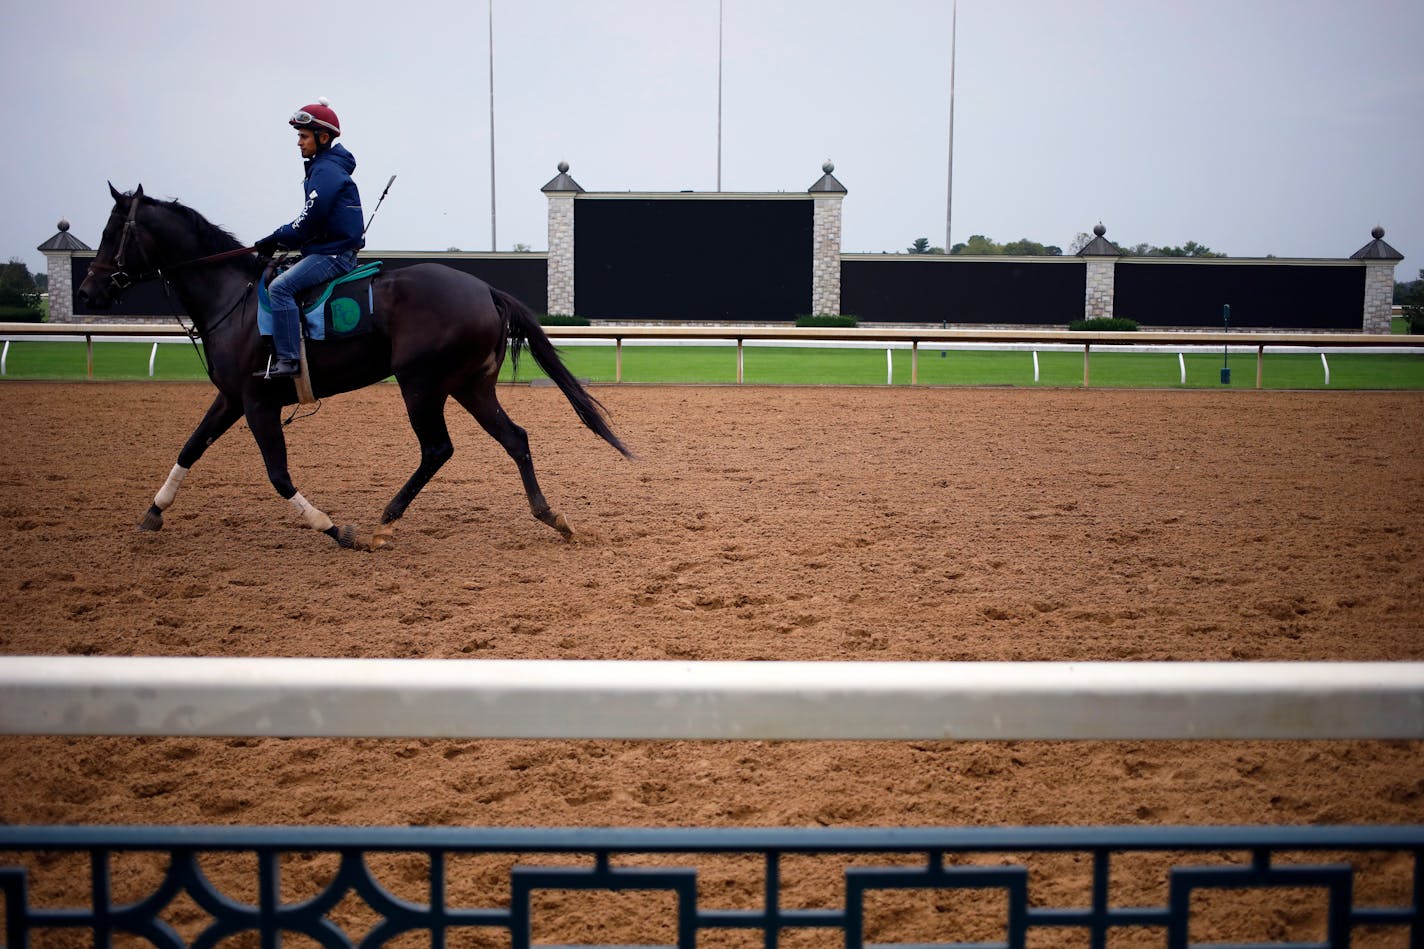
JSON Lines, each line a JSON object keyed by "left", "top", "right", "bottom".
{"left": 4, "top": 0, "right": 1420, "bottom": 278}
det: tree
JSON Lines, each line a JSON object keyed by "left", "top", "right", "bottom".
{"left": 1117, "top": 241, "right": 1227, "bottom": 258}
{"left": 949, "top": 234, "right": 1001, "bottom": 255}
{"left": 906, "top": 237, "right": 944, "bottom": 254}
{"left": 1152, "top": 241, "right": 1226, "bottom": 258}
{"left": 33, "top": 272, "right": 47, "bottom": 293}
{"left": 1399, "top": 269, "right": 1424, "bottom": 334}
{"left": 0, "top": 259, "right": 39, "bottom": 307}
{"left": 1001, "top": 238, "right": 1063, "bottom": 256}
{"left": 947, "top": 235, "right": 1059, "bottom": 256}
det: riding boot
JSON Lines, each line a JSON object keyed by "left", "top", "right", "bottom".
{"left": 257, "top": 303, "right": 304, "bottom": 379}
{"left": 255, "top": 355, "right": 302, "bottom": 379}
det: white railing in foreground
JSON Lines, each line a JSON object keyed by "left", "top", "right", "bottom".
{"left": 1, "top": 657, "right": 1420, "bottom": 740}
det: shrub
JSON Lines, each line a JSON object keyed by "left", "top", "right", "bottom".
{"left": 796, "top": 314, "right": 859, "bottom": 328}
{"left": 1068, "top": 317, "right": 1139, "bottom": 332}
{"left": 540, "top": 314, "right": 590, "bottom": 326}
{"left": 0, "top": 305, "right": 44, "bottom": 323}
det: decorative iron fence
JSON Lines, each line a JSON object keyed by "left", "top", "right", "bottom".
{"left": 4, "top": 659, "right": 1422, "bottom": 946}
{"left": 2, "top": 825, "right": 1421, "bottom": 947}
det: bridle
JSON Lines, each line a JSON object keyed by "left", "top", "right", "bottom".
{"left": 86, "top": 197, "right": 258, "bottom": 295}
{"left": 84, "top": 196, "right": 261, "bottom": 384}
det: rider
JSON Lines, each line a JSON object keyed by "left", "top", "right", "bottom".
{"left": 253, "top": 98, "right": 364, "bottom": 379}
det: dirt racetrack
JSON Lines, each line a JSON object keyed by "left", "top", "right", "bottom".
{"left": 1, "top": 380, "right": 1421, "bottom": 944}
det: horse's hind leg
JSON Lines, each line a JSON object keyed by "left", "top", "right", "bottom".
{"left": 370, "top": 385, "right": 454, "bottom": 549}
{"left": 454, "top": 383, "right": 573, "bottom": 541}
{"left": 139, "top": 392, "right": 242, "bottom": 532}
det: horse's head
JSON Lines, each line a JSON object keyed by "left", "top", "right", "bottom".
{"left": 77, "top": 183, "right": 157, "bottom": 309}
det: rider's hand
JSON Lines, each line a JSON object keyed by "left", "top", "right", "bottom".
{"left": 254, "top": 238, "right": 278, "bottom": 258}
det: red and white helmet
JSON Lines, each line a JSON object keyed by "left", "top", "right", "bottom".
{"left": 289, "top": 97, "right": 341, "bottom": 137}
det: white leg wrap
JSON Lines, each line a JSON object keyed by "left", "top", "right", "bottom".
{"left": 288, "top": 492, "right": 334, "bottom": 532}
{"left": 153, "top": 464, "right": 189, "bottom": 511}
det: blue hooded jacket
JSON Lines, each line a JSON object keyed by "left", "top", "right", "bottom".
{"left": 265, "top": 142, "right": 365, "bottom": 256}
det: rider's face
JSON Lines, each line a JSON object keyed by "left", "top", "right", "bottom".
{"left": 297, "top": 129, "right": 320, "bottom": 158}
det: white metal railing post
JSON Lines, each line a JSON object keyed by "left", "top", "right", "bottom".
{"left": 1, "top": 339, "right": 8, "bottom": 376}
{"left": 149, "top": 342, "right": 159, "bottom": 377}
{"left": 1032, "top": 350, "right": 1039, "bottom": 383}
{"left": 737, "top": 338, "right": 743, "bottom": 384}
{"left": 1178, "top": 352, "right": 1186, "bottom": 386}
{"left": 1321, "top": 352, "right": 1330, "bottom": 385}
{"left": 616, "top": 337, "right": 623, "bottom": 383}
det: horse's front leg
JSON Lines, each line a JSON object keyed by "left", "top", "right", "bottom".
{"left": 139, "top": 392, "right": 242, "bottom": 532}
{"left": 244, "top": 399, "right": 358, "bottom": 548}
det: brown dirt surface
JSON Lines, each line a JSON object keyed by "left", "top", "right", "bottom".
{"left": 1, "top": 381, "right": 1421, "bottom": 944}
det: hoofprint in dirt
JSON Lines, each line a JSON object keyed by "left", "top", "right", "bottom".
{"left": 0, "top": 383, "right": 1420, "bottom": 943}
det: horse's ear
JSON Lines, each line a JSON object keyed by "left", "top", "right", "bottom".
{"left": 134, "top": 184, "right": 144, "bottom": 200}
{"left": 109, "top": 181, "right": 123, "bottom": 202}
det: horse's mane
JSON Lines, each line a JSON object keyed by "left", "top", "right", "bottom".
{"left": 142, "top": 195, "right": 246, "bottom": 256}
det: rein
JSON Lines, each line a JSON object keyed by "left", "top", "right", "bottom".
{"left": 157, "top": 277, "right": 253, "bottom": 387}
{"left": 87, "top": 196, "right": 262, "bottom": 290}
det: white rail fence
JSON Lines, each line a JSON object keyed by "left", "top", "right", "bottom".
{"left": 2, "top": 322, "right": 1421, "bottom": 386}
{"left": 2, "top": 657, "right": 1421, "bottom": 741}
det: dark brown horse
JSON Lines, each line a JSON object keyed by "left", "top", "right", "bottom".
{"left": 77, "top": 184, "right": 631, "bottom": 549}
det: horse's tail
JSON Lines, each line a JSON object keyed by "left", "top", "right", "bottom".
{"left": 492, "top": 287, "right": 634, "bottom": 459}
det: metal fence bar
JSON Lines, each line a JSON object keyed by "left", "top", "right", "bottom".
{"left": 3, "top": 322, "right": 1419, "bottom": 348}
{"left": 2, "top": 657, "right": 1421, "bottom": 740}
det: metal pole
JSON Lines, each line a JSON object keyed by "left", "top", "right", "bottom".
{"left": 944, "top": 0, "right": 957, "bottom": 251}
{"left": 717, "top": 0, "right": 724, "bottom": 191}
{"left": 489, "top": 0, "right": 498, "bottom": 251}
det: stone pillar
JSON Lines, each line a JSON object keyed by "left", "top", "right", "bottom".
{"left": 1350, "top": 227, "right": 1403, "bottom": 334}
{"left": 808, "top": 162, "right": 847, "bottom": 317}
{"left": 36, "top": 219, "right": 90, "bottom": 324}
{"left": 1076, "top": 222, "right": 1121, "bottom": 323}
{"left": 43, "top": 251, "right": 75, "bottom": 323}
{"left": 541, "top": 162, "right": 583, "bottom": 318}
{"left": 1362, "top": 262, "right": 1397, "bottom": 334}
{"left": 1084, "top": 258, "right": 1115, "bottom": 321}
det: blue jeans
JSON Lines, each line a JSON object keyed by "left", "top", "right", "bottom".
{"left": 266, "top": 250, "right": 358, "bottom": 360}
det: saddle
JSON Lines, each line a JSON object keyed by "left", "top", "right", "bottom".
{"left": 258, "top": 260, "right": 383, "bottom": 342}
{"left": 257, "top": 260, "right": 383, "bottom": 404}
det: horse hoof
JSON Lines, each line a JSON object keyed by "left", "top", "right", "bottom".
{"left": 368, "top": 524, "right": 395, "bottom": 551}
{"left": 553, "top": 513, "right": 574, "bottom": 541}
{"left": 325, "top": 524, "right": 358, "bottom": 549}
{"left": 138, "top": 505, "right": 164, "bottom": 532}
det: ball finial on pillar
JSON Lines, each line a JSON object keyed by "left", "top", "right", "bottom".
{"left": 58, "top": 219, "right": 70, "bottom": 232}
{"left": 1372, "top": 225, "right": 1385, "bottom": 240}
{"left": 1093, "top": 222, "right": 1106, "bottom": 237}
{"left": 557, "top": 161, "right": 570, "bottom": 174}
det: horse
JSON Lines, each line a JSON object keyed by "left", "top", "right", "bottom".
{"left": 77, "top": 184, "right": 631, "bottom": 549}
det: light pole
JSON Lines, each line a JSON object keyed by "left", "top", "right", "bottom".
{"left": 945, "top": 0, "right": 957, "bottom": 252}
{"left": 717, "top": 0, "right": 724, "bottom": 191}
{"left": 489, "top": 0, "right": 498, "bottom": 251}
